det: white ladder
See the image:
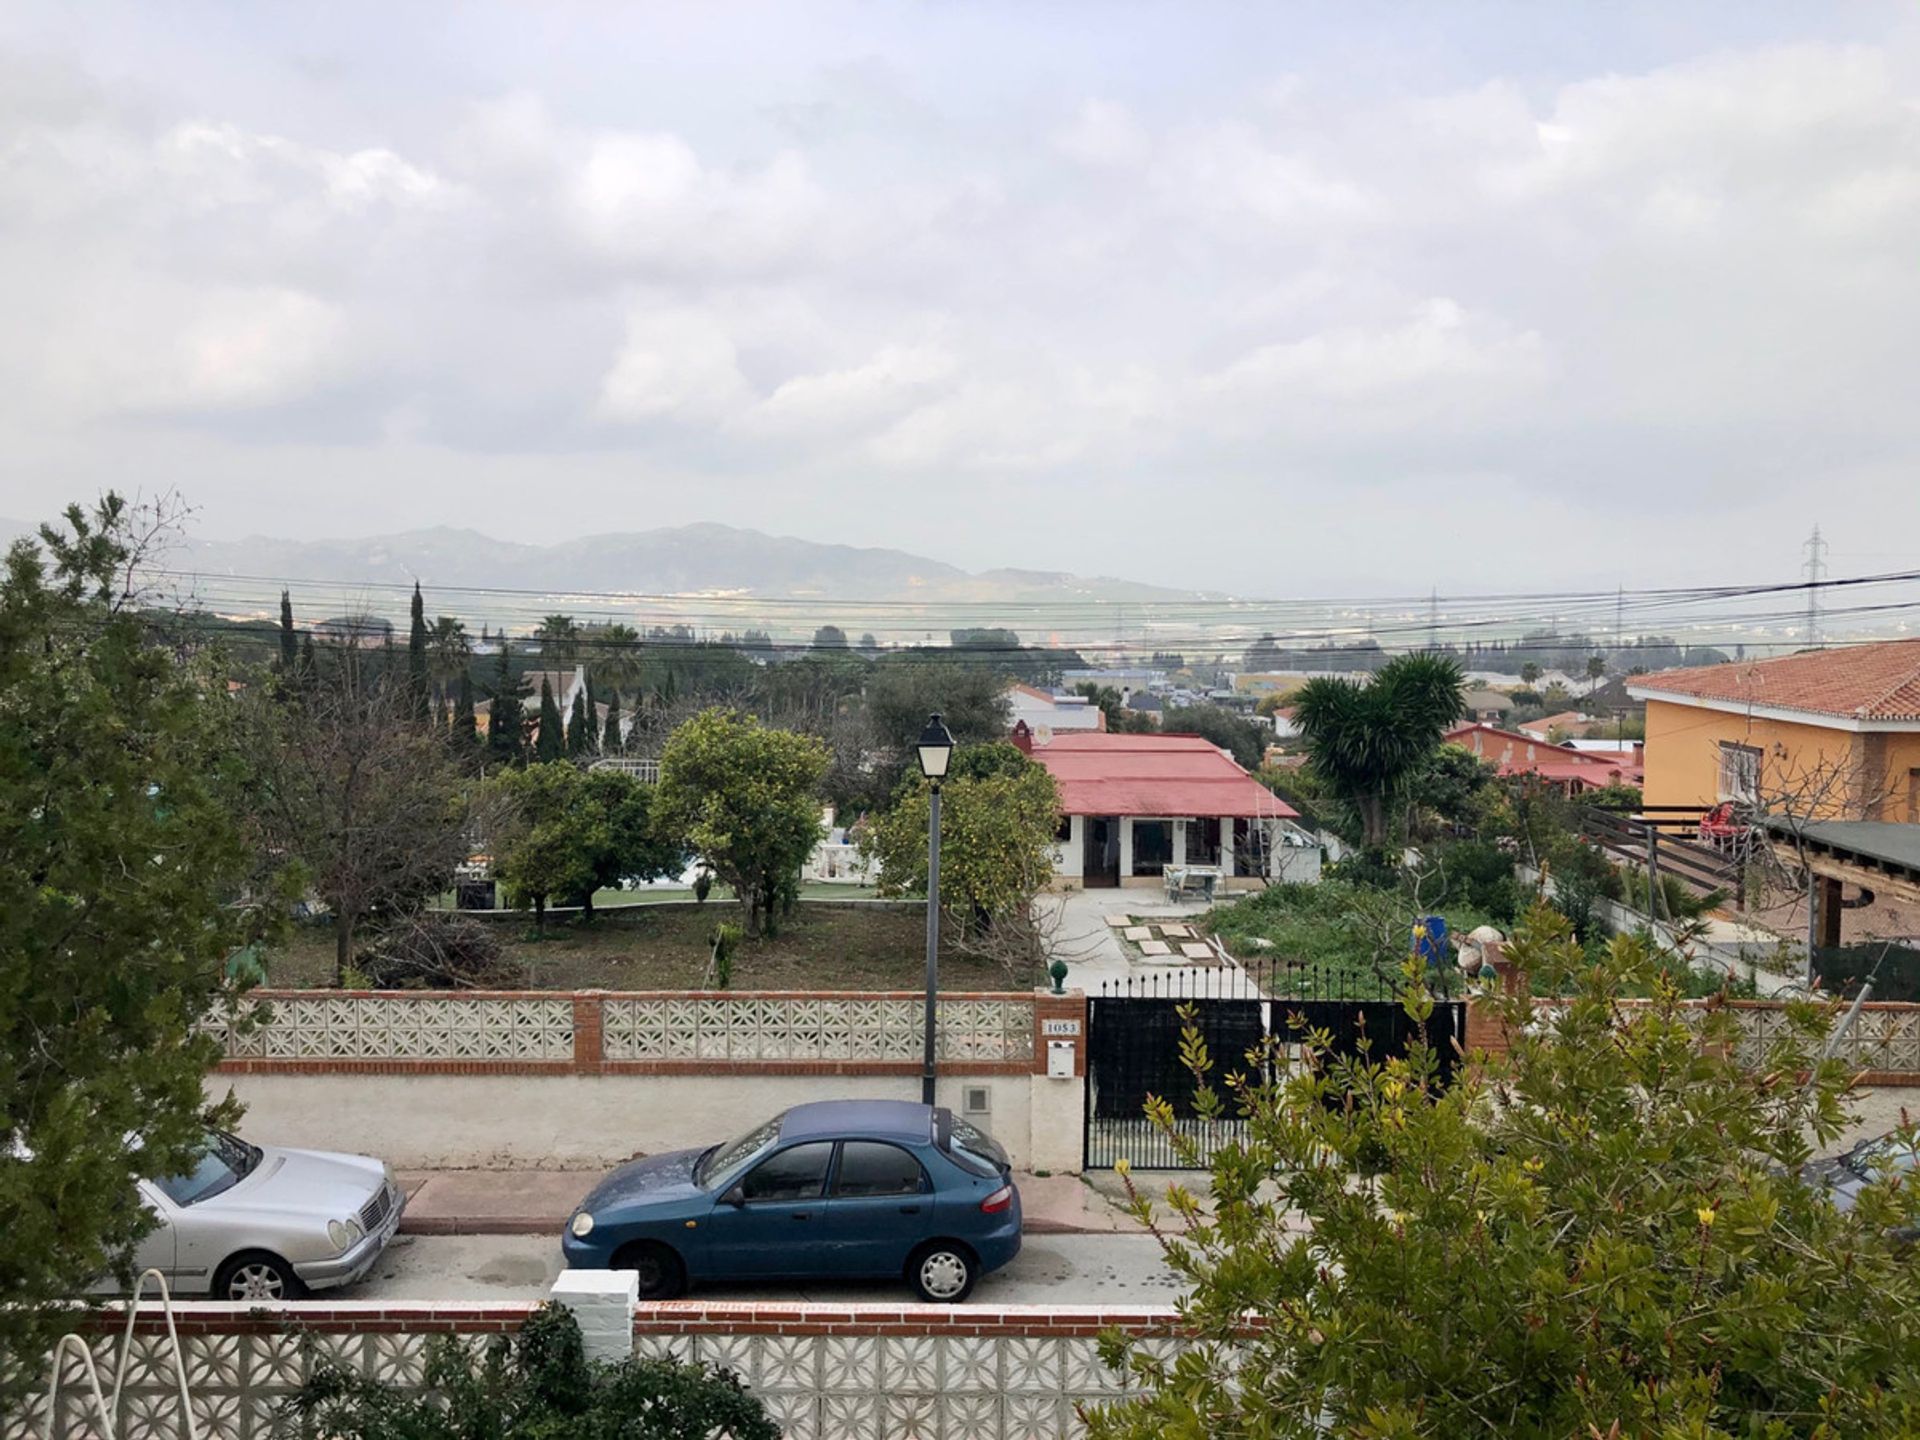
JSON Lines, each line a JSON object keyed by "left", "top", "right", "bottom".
{"left": 37, "top": 1270, "right": 200, "bottom": 1440}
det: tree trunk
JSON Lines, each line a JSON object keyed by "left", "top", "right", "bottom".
{"left": 534, "top": 895, "right": 546, "bottom": 938}
{"left": 334, "top": 913, "right": 353, "bottom": 987}
{"left": 1361, "top": 793, "right": 1388, "bottom": 852}
{"left": 741, "top": 884, "right": 762, "bottom": 938}
{"left": 582, "top": 888, "right": 595, "bottom": 923}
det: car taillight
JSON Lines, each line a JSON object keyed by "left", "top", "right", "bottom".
{"left": 980, "top": 1184, "right": 1014, "bottom": 1214}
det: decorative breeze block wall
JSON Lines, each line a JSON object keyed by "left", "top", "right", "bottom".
{"left": 21, "top": 1303, "right": 1192, "bottom": 1440}
{"left": 212, "top": 995, "right": 576, "bottom": 1063}
{"left": 600, "top": 996, "right": 1037, "bottom": 1064}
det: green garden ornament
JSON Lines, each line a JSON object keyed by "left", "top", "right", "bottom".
{"left": 1048, "top": 958, "right": 1070, "bottom": 996}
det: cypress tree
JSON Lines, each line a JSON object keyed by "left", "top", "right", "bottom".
{"left": 298, "top": 632, "right": 316, "bottom": 684}
{"left": 454, "top": 670, "right": 477, "bottom": 749}
{"left": 278, "top": 590, "right": 297, "bottom": 674}
{"left": 536, "top": 677, "right": 564, "bottom": 762}
{"left": 488, "top": 642, "right": 525, "bottom": 767}
{"left": 407, "top": 581, "right": 430, "bottom": 721}
{"left": 602, "top": 691, "right": 622, "bottom": 752}
{"left": 566, "top": 690, "right": 590, "bottom": 755}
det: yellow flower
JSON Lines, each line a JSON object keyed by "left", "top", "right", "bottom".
{"left": 1114, "top": 1158, "right": 1131, "bottom": 1179}
{"left": 1696, "top": 1207, "right": 1716, "bottom": 1227}
{"left": 1523, "top": 1157, "right": 1544, "bottom": 1174}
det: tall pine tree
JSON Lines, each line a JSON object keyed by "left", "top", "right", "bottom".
{"left": 566, "top": 690, "right": 590, "bottom": 755}
{"left": 407, "top": 581, "right": 430, "bottom": 722}
{"left": 536, "top": 677, "right": 564, "bottom": 762}
{"left": 298, "top": 632, "right": 316, "bottom": 684}
{"left": 602, "top": 692, "right": 622, "bottom": 752}
{"left": 487, "top": 642, "right": 525, "bottom": 768}
{"left": 278, "top": 589, "right": 297, "bottom": 674}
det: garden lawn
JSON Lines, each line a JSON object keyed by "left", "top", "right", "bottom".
{"left": 262, "top": 900, "right": 1021, "bottom": 992}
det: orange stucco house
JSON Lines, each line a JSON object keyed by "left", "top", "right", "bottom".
{"left": 1626, "top": 639, "right": 1920, "bottom": 822}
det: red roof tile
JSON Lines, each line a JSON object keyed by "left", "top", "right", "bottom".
{"left": 1027, "top": 733, "right": 1298, "bottom": 819}
{"left": 1446, "top": 724, "right": 1644, "bottom": 788}
{"left": 1629, "top": 639, "right": 1920, "bottom": 723}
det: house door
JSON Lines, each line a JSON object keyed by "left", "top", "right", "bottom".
{"left": 1083, "top": 818, "right": 1119, "bottom": 887}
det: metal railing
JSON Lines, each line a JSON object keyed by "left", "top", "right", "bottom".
{"left": 37, "top": 1269, "right": 199, "bottom": 1440}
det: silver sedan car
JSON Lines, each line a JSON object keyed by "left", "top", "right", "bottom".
{"left": 107, "top": 1130, "right": 405, "bottom": 1301}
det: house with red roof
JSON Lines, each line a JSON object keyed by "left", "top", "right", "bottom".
{"left": 1446, "top": 722, "right": 1645, "bottom": 793}
{"left": 1013, "top": 724, "right": 1311, "bottom": 889}
{"left": 1628, "top": 639, "right": 1920, "bottom": 821}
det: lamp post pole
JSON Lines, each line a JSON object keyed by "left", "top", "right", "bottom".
{"left": 922, "top": 779, "right": 942, "bottom": 1105}
{"left": 915, "top": 712, "right": 954, "bottom": 1108}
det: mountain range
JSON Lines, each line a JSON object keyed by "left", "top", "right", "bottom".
{"left": 0, "top": 517, "right": 1225, "bottom": 610}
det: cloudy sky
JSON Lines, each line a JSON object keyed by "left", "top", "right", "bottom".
{"left": 3, "top": 2, "right": 1919, "bottom": 595}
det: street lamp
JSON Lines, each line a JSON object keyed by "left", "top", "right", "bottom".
{"left": 916, "top": 712, "right": 955, "bottom": 1105}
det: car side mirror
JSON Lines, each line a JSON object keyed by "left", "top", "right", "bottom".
{"left": 722, "top": 1186, "right": 745, "bottom": 1207}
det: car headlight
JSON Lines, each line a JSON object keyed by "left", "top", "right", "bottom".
{"left": 327, "top": 1217, "right": 365, "bottom": 1252}
{"left": 569, "top": 1211, "right": 595, "bottom": 1239}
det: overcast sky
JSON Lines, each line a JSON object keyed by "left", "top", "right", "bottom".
{"left": 3, "top": 2, "right": 1918, "bottom": 596}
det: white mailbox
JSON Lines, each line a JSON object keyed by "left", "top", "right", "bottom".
{"left": 1046, "top": 1039, "right": 1077, "bottom": 1079}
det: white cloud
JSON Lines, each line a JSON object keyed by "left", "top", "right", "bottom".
{"left": 596, "top": 304, "right": 751, "bottom": 422}
{"left": 43, "top": 284, "right": 347, "bottom": 416}
{"left": 2, "top": 15, "right": 1920, "bottom": 589}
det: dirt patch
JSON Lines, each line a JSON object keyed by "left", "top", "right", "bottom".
{"left": 264, "top": 902, "right": 1026, "bottom": 992}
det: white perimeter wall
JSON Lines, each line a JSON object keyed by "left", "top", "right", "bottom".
{"left": 220, "top": 1072, "right": 1057, "bottom": 1171}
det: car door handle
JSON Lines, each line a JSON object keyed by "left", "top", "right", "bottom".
{"left": 898, "top": 1205, "right": 922, "bottom": 1214}
{"left": 791, "top": 1212, "right": 811, "bottom": 1221}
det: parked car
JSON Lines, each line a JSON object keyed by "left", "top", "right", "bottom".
{"left": 1802, "top": 1130, "right": 1920, "bottom": 1243}
{"left": 101, "top": 1129, "right": 405, "bottom": 1300}
{"left": 562, "top": 1100, "right": 1020, "bottom": 1302}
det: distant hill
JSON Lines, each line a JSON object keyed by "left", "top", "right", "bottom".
{"left": 160, "top": 522, "right": 1224, "bottom": 606}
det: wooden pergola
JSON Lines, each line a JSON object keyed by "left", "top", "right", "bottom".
{"left": 1763, "top": 818, "right": 1920, "bottom": 951}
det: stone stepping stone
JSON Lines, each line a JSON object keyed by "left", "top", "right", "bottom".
{"left": 1123, "top": 926, "right": 1154, "bottom": 941}
{"left": 1105, "top": 915, "right": 1131, "bottom": 928}
{"left": 1180, "top": 942, "right": 1214, "bottom": 959}
{"left": 1138, "top": 939, "right": 1173, "bottom": 956}
{"left": 1160, "top": 924, "right": 1194, "bottom": 939}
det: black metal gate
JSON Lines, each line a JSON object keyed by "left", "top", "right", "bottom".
{"left": 1084, "top": 964, "right": 1466, "bottom": 1170}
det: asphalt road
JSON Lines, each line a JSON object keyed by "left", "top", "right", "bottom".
{"left": 339, "top": 1231, "right": 1181, "bottom": 1306}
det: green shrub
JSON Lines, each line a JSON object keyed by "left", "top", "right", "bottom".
{"left": 284, "top": 1303, "right": 778, "bottom": 1440}
{"left": 1429, "top": 839, "right": 1522, "bottom": 923}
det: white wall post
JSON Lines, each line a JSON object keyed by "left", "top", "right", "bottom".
{"left": 1172, "top": 819, "right": 1187, "bottom": 867}
{"left": 1118, "top": 818, "right": 1135, "bottom": 879}
{"left": 1219, "top": 818, "right": 1236, "bottom": 877}
{"left": 550, "top": 1269, "right": 637, "bottom": 1364}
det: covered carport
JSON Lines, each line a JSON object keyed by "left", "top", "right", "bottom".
{"left": 1762, "top": 817, "right": 1920, "bottom": 953}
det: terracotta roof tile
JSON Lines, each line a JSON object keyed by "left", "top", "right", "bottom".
{"left": 1028, "top": 733, "right": 1298, "bottom": 818}
{"left": 1629, "top": 639, "right": 1920, "bottom": 722}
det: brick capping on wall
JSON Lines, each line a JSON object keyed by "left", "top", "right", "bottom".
{"left": 80, "top": 1299, "right": 1198, "bottom": 1341}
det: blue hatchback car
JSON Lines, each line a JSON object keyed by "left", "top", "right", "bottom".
{"left": 562, "top": 1100, "right": 1020, "bottom": 1302}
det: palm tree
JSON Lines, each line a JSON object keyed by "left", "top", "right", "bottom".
{"left": 1292, "top": 652, "right": 1465, "bottom": 852}
{"left": 534, "top": 614, "right": 580, "bottom": 669}
{"left": 1585, "top": 654, "right": 1607, "bottom": 697}
{"left": 1520, "top": 661, "right": 1542, "bottom": 689}
{"left": 595, "top": 623, "right": 643, "bottom": 704}
{"left": 428, "top": 616, "right": 471, "bottom": 707}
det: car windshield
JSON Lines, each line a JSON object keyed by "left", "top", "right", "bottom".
{"left": 694, "top": 1116, "right": 782, "bottom": 1189}
{"left": 1845, "top": 1136, "right": 1920, "bottom": 1179}
{"left": 936, "top": 1109, "right": 1010, "bottom": 1177}
{"left": 151, "top": 1131, "right": 261, "bottom": 1207}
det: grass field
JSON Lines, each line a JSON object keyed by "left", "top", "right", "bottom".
{"left": 265, "top": 899, "right": 1024, "bottom": 993}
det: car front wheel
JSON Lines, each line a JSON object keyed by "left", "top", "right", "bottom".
{"left": 213, "top": 1251, "right": 306, "bottom": 1303}
{"left": 612, "top": 1241, "right": 687, "bottom": 1301}
{"left": 908, "top": 1241, "right": 976, "bottom": 1303}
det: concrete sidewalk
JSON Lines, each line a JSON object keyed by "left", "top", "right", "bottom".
{"left": 395, "top": 1168, "right": 1148, "bottom": 1238}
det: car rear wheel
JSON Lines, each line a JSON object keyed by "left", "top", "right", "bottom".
{"left": 612, "top": 1241, "right": 686, "bottom": 1301}
{"left": 908, "top": 1241, "right": 976, "bottom": 1303}
{"left": 213, "top": 1251, "right": 305, "bottom": 1303}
